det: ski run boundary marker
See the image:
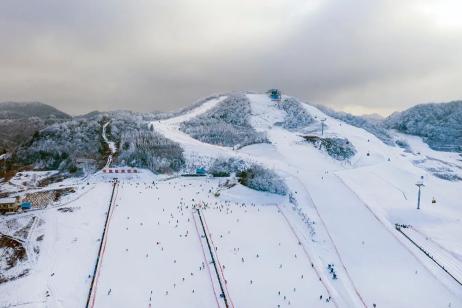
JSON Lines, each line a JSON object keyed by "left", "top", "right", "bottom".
{"left": 86, "top": 180, "right": 119, "bottom": 308}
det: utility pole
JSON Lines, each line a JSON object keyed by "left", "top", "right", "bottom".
{"left": 416, "top": 176, "right": 424, "bottom": 210}
{"left": 321, "top": 118, "right": 327, "bottom": 136}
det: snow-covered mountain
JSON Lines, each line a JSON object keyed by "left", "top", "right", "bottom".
{"left": 384, "top": 100, "right": 462, "bottom": 152}
{"left": 1, "top": 93, "right": 461, "bottom": 308}
{"left": 0, "top": 102, "right": 71, "bottom": 154}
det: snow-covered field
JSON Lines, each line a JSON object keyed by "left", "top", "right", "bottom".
{"left": 86, "top": 174, "right": 335, "bottom": 308}
{"left": 92, "top": 178, "right": 221, "bottom": 308}
{"left": 0, "top": 171, "right": 59, "bottom": 193}
{"left": 0, "top": 181, "right": 113, "bottom": 307}
{"left": 1, "top": 93, "right": 461, "bottom": 308}
{"left": 200, "top": 200, "right": 334, "bottom": 307}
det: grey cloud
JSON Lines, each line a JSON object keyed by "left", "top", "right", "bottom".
{"left": 0, "top": 0, "right": 461, "bottom": 115}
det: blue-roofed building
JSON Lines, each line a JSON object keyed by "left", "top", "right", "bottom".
{"left": 21, "top": 201, "right": 32, "bottom": 210}
{"left": 267, "top": 89, "right": 281, "bottom": 101}
{"left": 196, "top": 167, "right": 206, "bottom": 176}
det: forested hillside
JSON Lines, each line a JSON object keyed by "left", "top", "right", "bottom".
{"left": 384, "top": 101, "right": 462, "bottom": 152}
{"left": 0, "top": 102, "right": 71, "bottom": 153}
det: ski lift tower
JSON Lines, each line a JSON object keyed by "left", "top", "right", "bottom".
{"left": 320, "top": 118, "right": 327, "bottom": 136}
{"left": 416, "top": 176, "right": 425, "bottom": 210}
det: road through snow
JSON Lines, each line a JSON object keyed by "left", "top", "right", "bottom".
{"left": 102, "top": 121, "right": 116, "bottom": 168}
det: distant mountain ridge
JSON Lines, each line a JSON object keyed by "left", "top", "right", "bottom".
{"left": 0, "top": 102, "right": 71, "bottom": 153}
{"left": 1, "top": 95, "right": 461, "bottom": 179}
{"left": 318, "top": 100, "right": 462, "bottom": 153}
{"left": 315, "top": 104, "right": 395, "bottom": 146}
{"left": 384, "top": 101, "right": 462, "bottom": 152}
{"left": 0, "top": 101, "right": 70, "bottom": 120}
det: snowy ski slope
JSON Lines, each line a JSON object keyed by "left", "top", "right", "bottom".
{"left": 148, "top": 93, "right": 462, "bottom": 307}
{"left": 1, "top": 93, "right": 461, "bottom": 308}
{"left": 91, "top": 178, "right": 337, "bottom": 308}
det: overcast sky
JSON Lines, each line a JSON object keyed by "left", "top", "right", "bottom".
{"left": 1, "top": 0, "right": 461, "bottom": 115}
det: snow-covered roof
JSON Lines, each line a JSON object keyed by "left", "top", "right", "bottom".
{"left": 0, "top": 197, "right": 17, "bottom": 204}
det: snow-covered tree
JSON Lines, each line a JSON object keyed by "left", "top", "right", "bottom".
{"left": 238, "top": 164, "right": 287, "bottom": 195}
{"left": 316, "top": 105, "right": 394, "bottom": 146}
{"left": 180, "top": 93, "right": 268, "bottom": 147}
{"left": 12, "top": 115, "right": 104, "bottom": 171}
{"left": 302, "top": 136, "right": 356, "bottom": 161}
{"left": 208, "top": 157, "right": 249, "bottom": 177}
{"left": 276, "top": 97, "right": 314, "bottom": 130}
{"left": 116, "top": 125, "right": 185, "bottom": 174}
{"left": 384, "top": 101, "right": 462, "bottom": 152}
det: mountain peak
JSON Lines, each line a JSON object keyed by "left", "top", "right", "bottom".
{"left": 0, "top": 101, "right": 70, "bottom": 120}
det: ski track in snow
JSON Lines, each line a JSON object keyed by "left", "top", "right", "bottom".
{"left": 102, "top": 121, "right": 116, "bottom": 168}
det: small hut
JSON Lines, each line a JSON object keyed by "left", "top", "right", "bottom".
{"left": 267, "top": 89, "right": 281, "bottom": 101}
{"left": 196, "top": 167, "right": 206, "bottom": 176}
{"left": 0, "top": 197, "right": 20, "bottom": 214}
{"left": 21, "top": 201, "right": 32, "bottom": 210}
